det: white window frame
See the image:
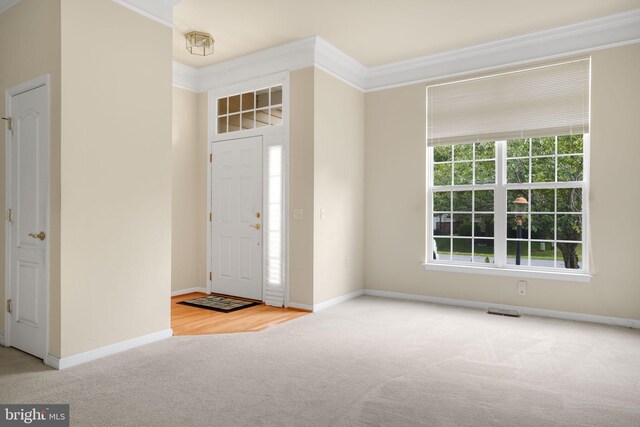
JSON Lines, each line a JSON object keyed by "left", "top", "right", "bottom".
{"left": 425, "top": 136, "right": 591, "bottom": 283}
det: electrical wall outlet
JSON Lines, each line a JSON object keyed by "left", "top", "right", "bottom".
{"left": 293, "top": 208, "right": 303, "bottom": 220}
{"left": 345, "top": 257, "right": 351, "bottom": 268}
{"left": 518, "top": 280, "right": 527, "bottom": 296}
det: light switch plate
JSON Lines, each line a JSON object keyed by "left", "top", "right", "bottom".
{"left": 293, "top": 209, "right": 303, "bottom": 220}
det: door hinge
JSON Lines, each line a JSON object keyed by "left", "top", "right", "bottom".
{"left": 6, "top": 208, "right": 12, "bottom": 222}
{"left": 209, "top": 153, "right": 212, "bottom": 163}
{"left": 209, "top": 272, "right": 212, "bottom": 281}
{"left": 209, "top": 212, "right": 212, "bottom": 222}
{"left": 2, "top": 117, "right": 11, "bottom": 131}
{"left": 6, "top": 299, "right": 12, "bottom": 314}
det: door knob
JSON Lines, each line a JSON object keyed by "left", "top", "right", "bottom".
{"left": 28, "top": 231, "right": 46, "bottom": 241}
{"left": 249, "top": 224, "right": 261, "bottom": 230}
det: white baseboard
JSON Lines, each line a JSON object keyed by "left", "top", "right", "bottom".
{"left": 171, "top": 287, "right": 208, "bottom": 297}
{"left": 363, "top": 289, "right": 640, "bottom": 329}
{"left": 313, "top": 289, "right": 364, "bottom": 312}
{"left": 0, "top": 333, "right": 4, "bottom": 346}
{"left": 287, "top": 301, "right": 313, "bottom": 311}
{"left": 288, "top": 289, "right": 365, "bottom": 312}
{"left": 45, "top": 328, "right": 173, "bottom": 370}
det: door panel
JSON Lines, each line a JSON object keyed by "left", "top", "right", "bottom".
{"left": 8, "top": 84, "right": 48, "bottom": 360}
{"left": 211, "top": 137, "right": 263, "bottom": 300}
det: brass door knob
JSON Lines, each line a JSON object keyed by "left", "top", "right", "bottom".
{"left": 249, "top": 224, "right": 261, "bottom": 230}
{"left": 28, "top": 231, "right": 46, "bottom": 241}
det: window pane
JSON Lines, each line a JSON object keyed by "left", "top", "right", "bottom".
{"left": 557, "top": 155, "right": 583, "bottom": 181}
{"left": 558, "top": 135, "right": 583, "bottom": 154}
{"left": 452, "top": 191, "right": 472, "bottom": 211}
{"left": 229, "top": 94, "right": 241, "bottom": 113}
{"left": 507, "top": 159, "right": 529, "bottom": 183}
{"left": 556, "top": 243, "right": 582, "bottom": 269}
{"left": 217, "top": 116, "right": 227, "bottom": 134}
{"left": 474, "top": 239, "right": 494, "bottom": 264}
{"left": 228, "top": 113, "right": 241, "bottom": 132}
{"left": 506, "top": 214, "right": 528, "bottom": 237}
{"left": 557, "top": 188, "right": 582, "bottom": 212}
{"left": 452, "top": 238, "right": 472, "bottom": 261}
{"left": 454, "top": 162, "right": 473, "bottom": 185}
{"left": 256, "top": 89, "right": 269, "bottom": 108}
{"left": 433, "top": 163, "right": 452, "bottom": 186}
{"left": 531, "top": 137, "right": 555, "bottom": 156}
{"left": 474, "top": 214, "right": 494, "bottom": 237}
{"left": 475, "top": 141, "right": 495, "bottom": 160}
{"left": 531, "top": 157, "right": 555, "bottom": 182}
{"left": 256, "top": 108, "right": 269, "bottom": 127}
{"left": 531, "top": 241, "right": 554, "bottom": 267}
{"left": 531, "top": 189, "right": 554, "bottom": 212}
{"left": 271, "top": 85, "right": 283, "bottom": 105}
{"left": 217, "top": 97, "right": 227, "bottom": 115}
{"left": 557, "top": 214, "right": 582, "bottom": 241}
{"left": 453, "top": 143, "right": 472, "bottom": 161}
{"left": 242, "top": 92, "right": 255, "bottom": 111}
{"left": 452, "top": 214, "right": 472, "bottom": 236}
{"left": 270, "top": 107, "right": 283, "bottom": 125}
{"left": 241, "top": 111, "right": 255, "bottom": 130}
{"left": 433, "top": 146, "right": 452, "bottom": 162}
{"left": 507, "top": 138, "right": 529, "bottom": 158}
{"left": 507, "top": 189, "right": 529, "bottom": 213}
{"left": 434, "top": 237, "right": 451, "bottom": 261}
{"left": 507, "top": 240, "right": 529, "bottom": 266}
{"left": 474, "top": 190, "right": 494, "bottom": 212}
{"left": 433, "top": 191, "right": 451, "bottom": 211}
{"left": 433, "top": 214, "right": 451, "bottom": 236}
{"left": 531, "top": 214, "right": 554, "bottom": 239}
{"left": 475, "top": 160, "right": 495, "bottom": 184}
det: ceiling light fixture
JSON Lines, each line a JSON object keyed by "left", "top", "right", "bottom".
{"left": 185, "top": 31, "right": 214, "bottom": 56}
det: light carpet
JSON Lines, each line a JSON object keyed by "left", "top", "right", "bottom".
{"left": 1, "top": 296, "right": 639, "bottom": 426}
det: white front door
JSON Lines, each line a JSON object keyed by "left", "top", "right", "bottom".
{"left": 211, "top": 137, "right": 263, "bottom": 300}
{"left": 6, "top": 83, "right": 49, "bottom": 360}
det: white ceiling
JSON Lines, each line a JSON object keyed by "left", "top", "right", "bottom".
{"left": 173, "top": 0, "right": 640, "bottom": 69}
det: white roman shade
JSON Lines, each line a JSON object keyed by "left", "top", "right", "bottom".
{"left": 427, "top": 59, "right": 590, "bottom": 146}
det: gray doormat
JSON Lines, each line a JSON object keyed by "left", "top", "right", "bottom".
{"left": 177, "top": 295, "right": 260, "bottom": 313}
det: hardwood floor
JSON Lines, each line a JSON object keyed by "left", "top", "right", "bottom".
{"left": 171, "top": 292, "right": 310, "bottom": 336}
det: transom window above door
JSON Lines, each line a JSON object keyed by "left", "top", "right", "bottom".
{"left": 217, "top": 85, "right": 283, "bottom": 134}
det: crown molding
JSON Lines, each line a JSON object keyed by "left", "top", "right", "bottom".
{"left": 197, "top": 37, "right": 316, "bottom": 92}
{"left": 365, "top": 8, "right": 640, "bottom": 91}
{"left": 314, "top": 37, "right": 367, "bottom": 91}
{"left": 172, "top": 61, "right": 200, "bottom": 92}
{"left": 173, "top": 9, "right": 640, "bottom": 94}
{"left": 173, "top": 36, "right": 368, "bottom": 93}
{"left": 112, "top": 0, "right": 182, "bottom": 28}
{"left": 0, "top": 0, "right": 20, "bottom": 15}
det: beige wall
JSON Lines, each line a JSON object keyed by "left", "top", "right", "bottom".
{"left": 59, "top": 0, "right": 173, "bottom": 357}
{"left": 364, "top": 43, "right": 640, "bottom": 320}
{"left": 313, "top": 69, "right": 365, "bottom": 304}
{"left": 0, "top": 0, "right": 62, "bottom": 356}
{"left": 289, "top": 67, "right": 315, "bottom": 306}
{"left": 171, "top": 87, "right": 206, "bottom": 292}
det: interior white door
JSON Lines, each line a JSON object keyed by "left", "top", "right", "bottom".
{"left": 211, "top": 137, "right": 263, "bottom": 300}
{"left": 7, "top": 84, "right": 49, "bottom": 360}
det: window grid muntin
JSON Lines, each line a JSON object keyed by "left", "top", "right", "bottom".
{"left": 429, "top": 136, "right": 587, "bottom": 272}
{"left": 216, "top": 85, "right": 283, "bottom": 134}
{"left": 432, "top": 142, "right": 497, "bottom": 264}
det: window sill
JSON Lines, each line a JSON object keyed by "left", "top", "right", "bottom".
{"left": 422, "top": 262, "right": 592, "bottom": 283}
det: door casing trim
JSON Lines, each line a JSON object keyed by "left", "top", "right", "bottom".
{"left": 206, "top": 72, "right": 290, "bottom": 306}
{"left": 3, "top": 74, "right": 51, "bottom": 365}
